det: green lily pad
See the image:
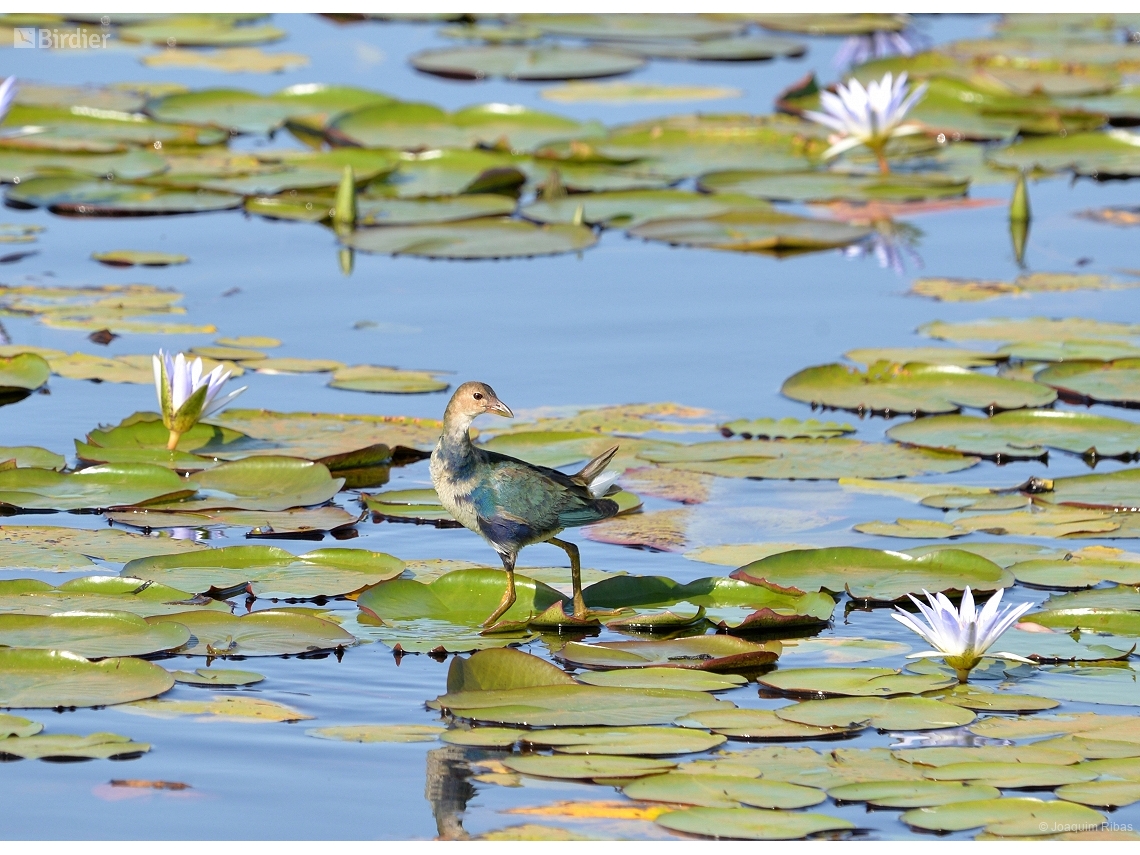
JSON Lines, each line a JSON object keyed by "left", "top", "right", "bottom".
{"left": 1034, "top": 468, "right": 1140, "bottom": 512}
{"left": 436, "top": 683, "right": 726, "bottom": 726}
{"left": 410, "top": 45, "right": 646, "bottom": 81}
{"left": 777, "top": 697, "right": 975, "bottom": 730}
{"left": 895, "top": 744, "right": 1085, "bottom": 766}
{"left": 554, "top": 635, "right": 779, "bottom": 672}
{"left": 522, "top": 189, "right": 771, "bottom": 229}
{"left": 248, "top": 192, "right": 516, "bottom": 226}
{"left": 0, "top": 464, "right": 195, "bottom": 512}
{"left": 988, "top": 131, "right": 1140, "bottom": 177}
{"left": 0, "top": 713, "right": 42, "bottom": 738}
{"left": 0, "top": 648, "right": 173, "bottom": 708}
{"left": 439, "top": 726, "right": 525, "bottom": 748}
{"left": 0, "top": 611, "right": 189, "bottom": 658}
{"left": 930, "top": 685, "right": 1060, "bottom": 712}
{"left": 921, "top": 316, "right": 1140, "bottom": 343}
{"left": 701, "top": 170, "right": 968, "bottom": 203}
{"left": 1056, "top": 780, "right": 1140, "bottom": 808}
{"left": 342, "top": 218, "right": 597, "bottom": 260}
{"left": 1036, "top": 359, "right": 1140, "bottom": 406}
{"left": 357, "top": 569, "right": 566, "bottom": 625}
{"left": 541, "top": 82, "right": 742, "bottom": 104}
{"left": 123, "top": 546, "right": 403, "bottom": 599}
{"left": 529, "top": 13, "right": 742, "bottom": 41}
{"left": 0, "top": 525, "right": 208, "bottom": 569}
{"left": 524, "top": 725, "right": 726, "bottom": 756}
{"left": 575, "top": 668, "right": 746, "bottom": 692}
{"left": 846, "top": 347, "right": 1001, "bottom": 368}
{"left": 683, "top": 543, "right": 818, "bottom": 567}
{"left": 120, "top": 16, "right": 285, "bottom": 47}
{"left": 655, "top": 806, "right": 854, "bottom": 840}
{"left": 6, "top": 176, "right": 242, "bottom": 216}
{"left": 627, "top": 210, "right": 872, "bottom": 255}
{"left": 759, "top": 667, "right": 956, "bottom": 698}
{"left": 626, "top": 772, "right": 825, "bottom": 809}
{"left": 171, "top": 668, "right": 264, "bottom": 687}
{"left": 502, "top": 753, "right": 674, "bottom": 780}
{"left": 107, "top": 506, "right": 361, "bottom": 536}
{"left": 1022, "top": 609, "right": 1140, "bottom": 636}
{"left": 900, "top": 797, "right": 1106, "bottom": 835}
{"left": 854, "top": 506, "right": 1122, "bottom": 540}
{"left": 1024, "top": 666, "right": 1140, "bottom": 706}
{"left": 922, "top": 762, "right": 1098, "bottom": 789}
{"left": 886, "top": 410, "right": 1140, "bottom": 459}
{"left": 123, "top": 695, "right": 311, "bottom": 723}
{"left": 190, "top": 346, "right": 265, "bottom": 362}
{"left": 447, "top": 648, "right": 574, "bottom": 693}
{"left": 912, "top": 273, "right": 1138, "bottom": 303}
{"left": 0, "top": 148, "right": 166, "bottom": 183}
{"left": 2, "top": 104, "right": 228, "bottom": 152}
{"left": 306, "top": 724, "right": 445, "bottom": 743}
{"left": 782, "top": 361, "right": 1055, "bottom": 415}
{"left": 0, "top": 353, "right": 50, "bottom": 396}
{"left": 0, "top": 732, "right": 151, "bottom": 761}
{"left": 363, "top": 489, "right": 458, "bottom": 525}
{"left": 718, "top": 418, "right": 854, "bottom": 440}
{"left": 1045, "top": 584, "right": 1140, "bottom": 609}
{"left": 779, "top": 637, "right": 912, "bottom": 665}
{"left": 0, "top": 448, "right": 65, "bottom": 470}
{"left": 674, "top": 708, "right": 865, "bottom": 740}
{"left": 732, "top": 547, "right": 1012, "bottom": 602}
{"left": 145, "top": 610, "right": 356, "bottom": 656}
{"left": 328, "top": 365, "right": 450, "bottom": 394}
{"left": 344, "top": 613, "right": 537, "bottom": 654}
{"left": 1001, "top": 339, "right": 1140, "bottom": 363}
{"left": 244, "top": 358, "right": 345, "bottom": 374}
{"left": 1013, "top": 558, "right": 1140, "bottom": 589}
{"left": 828, "top": 780, "right": 1002, "bottom": 808}
{"left": 605, "top": 606, "right": 707, "bottom": 631}
{"left": 92, "top": 250, "right": 188, "bottom": 268}
{"left": 640, "top": 438, "right": 978, "bottom": 480}
{"left": 147, "top": 457, "right": 343, "bottom": 513}
{"left": 612, "top": 36, "right": 806, "bottom": 62}
{"left": 0, "top": 577, "right": 227, "bottom": 618}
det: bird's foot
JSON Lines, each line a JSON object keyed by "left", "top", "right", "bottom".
{"left": 571, "top": 592, "right": 587, "bottom": 621}
{"left": 483, "top": 596, "right": 515, "bottom": 628}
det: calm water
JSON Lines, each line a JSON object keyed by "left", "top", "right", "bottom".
{"left": 1, "top": 13, "right": 1139, "bottom": 840}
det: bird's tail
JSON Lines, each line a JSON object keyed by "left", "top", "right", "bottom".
{"left": 572, "top": 445, "right": 621, "bottom": 498}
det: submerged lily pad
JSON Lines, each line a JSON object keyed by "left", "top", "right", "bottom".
{"left": 554, "top": 635, "right": 779, "bottom": 672}
{"left": 639, "top": 439, "right": 978, "bottom": 480}
{"left": 628, "top": 210, "right": 872, "bottom": 255}
{"left": 123, "top": 546, "right": 403, "bottom": 599}
{"left": 886, "top": 410, "right": 1140, "bottom": 459}
{"left": 782, "top": 362, "right": 1055, "bottom": 415}
{"left": 0, "top": 649, "right": 173, "bottom": 708}
{"left": 145, "top": 610, "right": 356, "bottom": 656}
{"left": 410, "top": 45, "right": 646, "bottom": 81}
{"left": 759, "top": 668, "right": 957, "bottom": 697}
{"left": 343, "top": 218, "right": 597, "bottom": 260}
{"left": 655, "top": 806, "right": 854, "bottom": 840}
{"left": 732, "top": 547, "right": 1011, "bottom": 602}
{"left": 0, "top": 612, "right": 190, "bottom": 658}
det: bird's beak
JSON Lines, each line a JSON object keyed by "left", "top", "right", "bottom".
{"left": 486, "top": 396, "right": 514, "bottom": 418}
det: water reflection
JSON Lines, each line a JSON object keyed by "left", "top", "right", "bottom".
{"left": 424, "top": 744, "right": 476, "bottom": 840}
{"left": 843, "top": 220, "right": 924, "bottom": 276}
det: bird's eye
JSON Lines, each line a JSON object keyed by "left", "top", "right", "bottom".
{"left": 473, "top": 392, "right": 483, "bottom": 400}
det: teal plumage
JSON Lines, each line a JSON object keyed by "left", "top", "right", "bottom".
{"left": 430, "top": 381, "right": 620, "bottom": 625}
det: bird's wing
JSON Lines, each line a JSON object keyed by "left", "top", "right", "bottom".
{"left": 480, "top": 457, "right": 618, "bottom": 532}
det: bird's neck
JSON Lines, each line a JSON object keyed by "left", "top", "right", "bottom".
{"left": 438, "top": 410, "right": 478, "bottom": 468}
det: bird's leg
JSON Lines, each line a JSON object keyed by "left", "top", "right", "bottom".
{"left": 548, "top": 537, "right": 585, "bottom": 619}
{"left": 483, "top": 552, "right": 516, "bottom": 627}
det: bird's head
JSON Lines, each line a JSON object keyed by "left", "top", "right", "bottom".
{"left": 445, "top": 381, "right": 514, "bottom": 423}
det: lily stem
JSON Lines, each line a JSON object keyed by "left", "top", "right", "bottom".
{"left": 875, "top": 149, "right": 891, "bottom": 174}
{"left": 166, "top": 429, "right": 182, "bottom": 451}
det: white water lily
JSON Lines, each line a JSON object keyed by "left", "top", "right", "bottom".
{"left": 833, "top": 30, "right": 922, "bottom": 70}
{"left": 804, "top": 72, "right": 927, "bottom": 173}
{"left": 0, "top": 77, "right": 16, "bottom": 124}
{"left": 153, "top": 350, "right": 246, "bottom": 450}
{"left": 892, "top": 586, "right": 1035, "bottom": 683}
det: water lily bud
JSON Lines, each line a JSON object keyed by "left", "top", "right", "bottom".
{"left": 1010, "top": 172, "right": 1030, "bottom": 222}
{"left": 334, "top": 165, "right": 357, "bottom": 228}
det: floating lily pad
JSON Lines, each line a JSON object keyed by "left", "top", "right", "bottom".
{"left": 640, "top": 438, "right": 978, "bottom": 480}
{"left": 342, "top": 218, "right": 598, "bottom": 260}
{"left": 930, "top": 685, "right": 1060, "bottom": 712}
{"left": 6, "top": 176, "right": 242, "bottom": 216}
{"left": 718, "top": 418, "right": 854, "bottom": 440}
{"left": 855, "top": 507, "right": 1122, "bottom": 540}
{"left": 245, "top": 358, "right": 345, "bottom": 374}
{"left": 0, "top": 649, "right": 174, "bottom": 708}
{"left": 363, "top": 489, "right": 458, "bottom": 525}
{"left": 123, "top": 695, "right": 311, "bottom": 723}
{"left": 782, "top": 361, "right": 1055, "bottom": 415}
{"left": 145, "top": 610, "right": 356, "bottom": 656}
{"left": 522, "top": 189, "right": 771, "bottom": 229}
{"left": 1045, "top": 583, "right": 1140, "bottom": 609}
{"left": 0, "top": 577, "right": 227, "bottom": 619}
{"left": 328, "top": 365, "right": 450, "bottom": 394}
{"left": 0, "top": 353, "right": 50, "bottom": 397}
{"left": 109, "top": 506, "right": 360, "bottom": 537}
{"left": 846, "top": 347, "right": 1001, "bottom": 368}
{"left": 759, "top": 668, "right": 956, "bottom": 698}
{"left": 921, "top": 317, "right": 1140, "bottom": 343}
{"left": 701, "top": 170, "right": 968, "bottom": 203}
{"left": 833, "top": 779, "right": 1006, "bottom": 809}
{"left": 436, "top": 683, "right": 726, "bottom": 727}
{"left": 614, "top": 36, "right": 805, "bottom": 62}
{"left": 1036, "top": 359, "right": 1140, "bottom": 407}
{"left": 357, "top": 569, "right": 566, "bottom": 625}
{"left": 895, "top": 744, "right": 1084, "bottom": 767}
{"left": 0, "top": 148, "right": 166, "bottom": 183}
{"left": 1014, "top": 556, "right": 1140, "bottom": 589}
{"left": 0, "top": 525, "right": 208, "bottom": 570}
{"left": 148, "top": 457, "right": 343, "bottom": 513}
{"left": 683, "top": 543, "right": 818, "bottom": 567}
{"left": 922, "top": 761, "right": 1098, "bottom": 789}
{"left": 674, "top": 708, "right": 865, "bottom": 740}
{"left": 411, "top": 45, "right": 646, "bottom": 81}
{"left": 911, "top": 273, "right": 1138, "bottom": 303}
{"left": 0, "top": 464, "right": 195, "bottom": 512}
{"left": 901, "top": 797, "right": 1106, "bottom": 835}
{"left": 92, "top": 250, "right": 188, "bottom": 268}
{"left": 249, "top": 192, "right": 516, "bottom": 226}
{"left": 440, "top": 727, "right": 525, "bottom": 748}
{"left": 141, "top": 47, "right": 309, "bottom": 74}
{"left": 0, "top": 732, "right": 151, "bottom": 761}
{"left": 0, "top": 713, "right": 42, "bottom": 739}
{"left": 541, "top": 82, "right": 742, "bottom": 104}
{"left": 0, "top": 611, "right": 189, "bottom": 659}
{"left": 524, "top": 725, "right": 725, "bottom": 756}
{"left": 123, "top": 546, "right": 403, "bottom": 599}
{"left": 2, "top": 103, "right": 228, "bottom": 152}
{"left": 120, "top": 16, "right": 285, "bottom": 47}
{"left": 626, "top": 772, "right": 824, "bottom": 810}
{"left": 628, "top": 210, "right": 872, "bottom": 255}
{"left": 306, "top": 724, "right": 445, "bottom": 743}
{"left": 779, "top": 637, "right": 912, "bottom": 665}
{"left": 503, "top": 753, "right": 674, "bottom": 780}
{"left": 447, "top": 648, "right": 574, "bottom": 693}
{"left": 554, "top": 635, "right": 779, "bottom": 672}
{"left": 886, "top": 410, "right": 1140, "bottom": 459}
{"left": 209, "top": 409, "right": 440, "bottom": 460}
{"left": 345, "top": 613, "right": 537, "bottom": 655}
{"left": 1022, "top": 609, "right": 1140, "bottom": 637}
{"left": 1056, "top": 780, "right": 1140, "bottom": 808}
{"left": 655, "top": 806, "right": 854, "bottom": 840}
{"left": 171, "top": 668, "right": 264, "bottom": 687}
{"left": 529, "top": 13, "right": 742, "bottom": 41}
{"left": 988, "top": 131, "right": 1140, "bottom": 177}
{"left": 732, "top": 547, "right": 1011, "bottom": 602}
{"left": 778, "top": 697, "right": 975, "bottom": 731}
{"left": 0, "top": 448, "right": 64, "bottom": 471}
{"left": 576, "top": 668, "right": 746, "bottom": 692}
